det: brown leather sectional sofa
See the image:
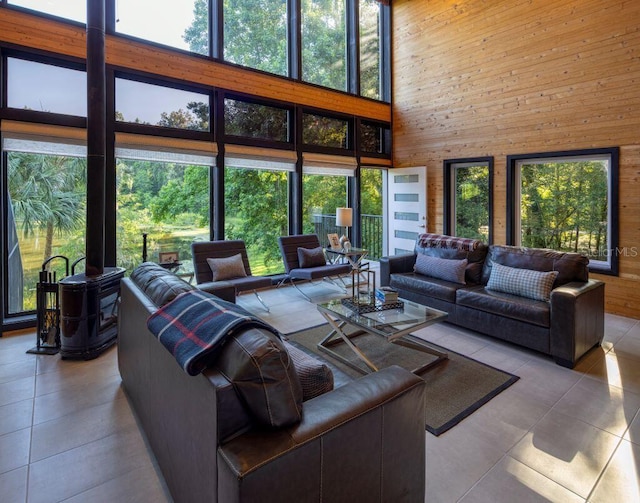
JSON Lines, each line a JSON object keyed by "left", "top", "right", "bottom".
{"left": 117, "top": 262, "right": 428, "bottom": 503}
{"left": 380, "top": 234, "right": 605, "bottom": 368}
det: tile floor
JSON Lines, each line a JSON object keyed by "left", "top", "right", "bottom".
{"left": 1, "top": 273, "right": 640, "bottom": 502}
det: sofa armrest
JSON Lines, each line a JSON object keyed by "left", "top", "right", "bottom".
{"left": 379, "top": 253, "right": 416, "bottom": 286}
{"left": 550, "top": 280, "right": 605, "bottom": 368}
{"left": 217, "top": 365, "right": 426, "bottom": 503}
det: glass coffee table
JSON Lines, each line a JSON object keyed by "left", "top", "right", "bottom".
{"left": 316, "top": 298, "right": 448, "bottom": 375}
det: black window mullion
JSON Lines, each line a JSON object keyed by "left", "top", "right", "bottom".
{"left": 347, "top": 0, "right": 359, "bottom": 95}
{"left": 288, "top": 0, "right": 302, "bottom": 80}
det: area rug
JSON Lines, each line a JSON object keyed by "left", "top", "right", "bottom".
{"left": 286, "top": 323, "right": 519, "bottom": 436}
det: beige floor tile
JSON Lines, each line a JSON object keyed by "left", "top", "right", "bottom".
{"left": 589, "top": 439, "right": 640, "bottom": 503}
{"left": 623, "top": 409, "right": 640, "bottom": 445}
{"left": 32, "top": 375, "right": 124, "bottom": 425}
{"left": 63, "top": 463, "right": 172, "bottom": 503}
{"left": 30, "top": 395, "right": 134, "bottom": 462}
{"left": 0, "top": 376, "right": 35, "bottom": 408}
{"left": 611, "top": 334, "right": 640, "bottom": 363}
{"left": 554, "top": 376, "right": 640, "bottom": 437}
{"left": 464, "top": 341, "right": 533, "bottom": 374}
{"left": 583, "top": 352, "right": 640, "bottom": 395}
{"left": 0, "top": 360, "right": 37, "bottom": 385}
{"left": 0, "top": 427, "right": 31, "bottom": 474}
{"left": 426, "top": 419, "right": 505, "bottom": 503}
{"left": 0, "top": 398, "right": 33, "bottom": 437}
{"left": 27, "top": 423, "right": 152, "bottom": 503}
{"left": 0, "top": 466, "right": 28, "bottom": 503}
{"left": 510, "top": 359, "right": 582, "bottom": 408}
{"left": 510, "top": 410, "right": 620, "bottom": 498}
{"left": 465, "top": 387, "right": 550, "bottom": 453}
{"left": 603, "top": 314, "right": 637, "bottom": 345}
{"left": 460, "top": 455, "right": 584, "bottom": 503}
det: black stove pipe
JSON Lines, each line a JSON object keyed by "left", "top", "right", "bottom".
{"left": 85, "top": 0, "right": 106, "bottom": 276}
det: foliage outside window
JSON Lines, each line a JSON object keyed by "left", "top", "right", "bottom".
{"left": 359, "top": 0, "right": 381, "bottom": 100}
{"left": 302, "top": 173, "right": 348, "bottom": 243}
{"left": 115, "top": 0, "right": 208, "bottom": 55}
{"left": 224, "top": 98, "right": 289, "bottom": 142}
{"left": 115, "top": 78, "right": 210, "bottom": 131}
{"left": 302, "top": 113, "right": 349, "bottom": 149}
{"left": 301, "top": 0, "right": 347, "bottom": 92}
{"left": 444, "top": 158, "right": 493, "bottom": 242}
{"left": 223, "top": 0, "right": 288, "bottom": 76}
{"left": 116, "top": 158, "right": 210, "bottom": 274}
{"left": 224, "top": 166, "right": 288, "bottom": 275}
{"left": 6, "top": 151, "right": 86, "bottom": 314}
{"left": 7, "top": 58, "right": 87, "bottom": 117}
{"left": 508, "top": 148, "right": 619, "bottom": 274}
{"left": 360, "top": 121, "right": 389, "bottom": 154}
{"left": 360, "top": 168, "right": 384, "bottom": 259}
{"left": 8, "top": 0, "right": 86, "bottom": 23}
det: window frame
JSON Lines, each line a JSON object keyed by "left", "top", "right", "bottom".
{"left": 443, "top": 157, "right": 494, "bottom": 244}
{"left": 506, "top": 147, "right": 619, "bottom": 276}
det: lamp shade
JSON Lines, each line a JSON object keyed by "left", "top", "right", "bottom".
{"left": 336, "top": 207, "right": 353, "bottom": 227}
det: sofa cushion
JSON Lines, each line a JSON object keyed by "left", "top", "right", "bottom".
{"left": 215, "top": 327, "right": 303, "bottom": 428}
{"left": 283, "top": 340, "right": 334, "bottom": 401}
{"left": 457, "top": 286, "right": 551, "bottom": 328}
{"left": 415, "top": 233, "right": 488, "bottom": 284}
{"left": 207, "top": 254, "right": 247, "bottom": 281}
{"left": 390, "top": 272, "right": 466, "bottom": 303}
{"left": 297, "top": 246, "right": 326, "bottom": 268}
{"left": 487, "top": 263, "right": 558, "bottom": 302}
{"left": 414, "top": 254, "right": 468, "bottom": 284}
{"left": 130, "top": 262, "right": 195, "bottom": 306}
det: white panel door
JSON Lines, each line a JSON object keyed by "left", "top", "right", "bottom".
{"left": 387, "top": 166, "right": 427, "bottom": 254}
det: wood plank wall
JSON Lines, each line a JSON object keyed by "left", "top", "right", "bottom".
{"left": 392, "top": 0, "right": 640, "bottom": 318}
{"left": 0, "top": 8, "right": 390, "bottom": 122}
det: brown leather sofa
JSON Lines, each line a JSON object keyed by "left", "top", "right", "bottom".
{"left": 118, "top": 263, "right": 427, "bottom": 503}
{"left": 380, "top": 234, "right": 605, "bottom": 368}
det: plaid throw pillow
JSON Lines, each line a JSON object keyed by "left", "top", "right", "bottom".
{"left": 487, "top": 263, "right": 559, "bottom": 302}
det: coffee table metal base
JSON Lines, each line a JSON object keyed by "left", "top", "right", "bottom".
{"left": 317, "top": 313, "right": 448, "bottom": 375}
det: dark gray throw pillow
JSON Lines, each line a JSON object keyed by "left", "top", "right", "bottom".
{"left": 414, "top": 254, "right": 468, "bottom": 284}
{"left": 297, "top": 246, "right": 326, "bottom": 268}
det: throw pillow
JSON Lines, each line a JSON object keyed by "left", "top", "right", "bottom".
{"left": 297, "top": 246, "right": 326, "bottom": 268}
{"left": 414, "top": 254, "right": 468, "bottom": 284}
{"left": 215, "top": 327, "right": 303, "bottom": 428}
{"left": 486, "top": 262, "right": 559, "bottom": 302}
{"left": 207, "top": 253, "right": 247, "bottom": 281}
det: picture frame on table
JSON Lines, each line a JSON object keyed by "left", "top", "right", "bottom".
{"left": 159, "top": 251, "right": 179, "bottom": 264}
{"left": 327, "top": 233, "right": 341, "bottom": 249}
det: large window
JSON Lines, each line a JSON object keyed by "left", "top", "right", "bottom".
{"left": 224, "top": 166, "right": 289, "bottom": 275}
{"left": 507, "top": 148, "right": 619, "bottom": 275}
{"left": 359, "top": 0, "right": 381, "bottom": 100}
{"left": 444, "top": 158, "right": 493, "bottom": 242}
{"left": 223, "top": 0, "right": 288, "bottom": 76}
{"left": 7, "top": 58, "right": 86, "bottom": 117}
{"left": 3, "top": 136, "right": 87, "bottom": 316}
{"left": 115, "top": 77, "right": 210, "bottom": 131}
{"left": 224, "top": 98, "right": 289, "bottom": 142}
{"left": 302, "top": 112, "right": 349, "bottom": 149}
{"left": 115, "top": 0, "right": 208, "bottom": 55}
{"left": 115, "top": 140, "right": 213, "bottom": 274}
{"left": 302, "top": 0, "right": 347, "bottom": 92}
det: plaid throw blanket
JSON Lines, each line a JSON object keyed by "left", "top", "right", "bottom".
{"left": 418, "top": 233, "right": 480, "bottom": 251}
{"left": 147, "top": 290, "right": 281, "bottom": 376}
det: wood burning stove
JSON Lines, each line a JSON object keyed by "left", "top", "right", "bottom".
{"left": 59, "top": 266, "right": 125, "bottom": 359}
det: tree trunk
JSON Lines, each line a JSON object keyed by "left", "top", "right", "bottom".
{"left": 44, "top": 220, "right": 54, "bottom": 268}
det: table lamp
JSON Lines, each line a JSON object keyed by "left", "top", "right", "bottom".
{"left": 336, "top": 207, "right": 352, "bottom": 249}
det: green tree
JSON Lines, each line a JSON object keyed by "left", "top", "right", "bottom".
{"left": 8, "top": 153, "right": 86, "bottom": 264}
